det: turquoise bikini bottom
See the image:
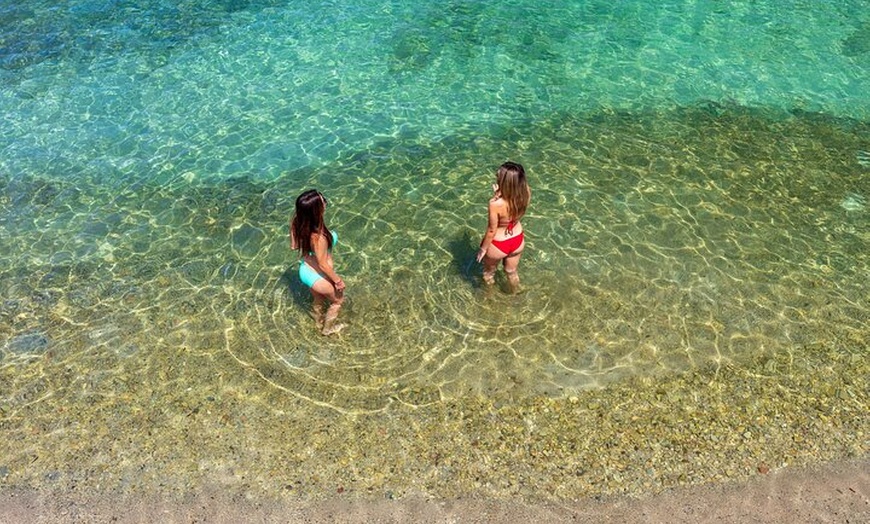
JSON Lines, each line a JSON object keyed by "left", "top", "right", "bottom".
{"left": 299, "top": 260, "right": 325, "bottom": 288}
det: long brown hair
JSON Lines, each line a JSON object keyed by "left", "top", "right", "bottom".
{"left": 497, "top": 161, "right": 530, "bottom": 220}
{"left": 290, "top": 189, "right": 333, "bottom": 255}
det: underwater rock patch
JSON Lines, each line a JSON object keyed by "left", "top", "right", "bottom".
{"left": 231, "top": 223, "right": 266, "bottom": 258}
{"left": 841, "top": 23, "right": 870, "bottom": 57}
{"left": 5, "top": 331, "right": 50, "bottom": 354}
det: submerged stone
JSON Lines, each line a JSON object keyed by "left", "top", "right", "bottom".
{"left": 5, "top": 331, "right": 50, "bottom": 354}
{"left": 841, "top": 24, "right": 870, "bottom": 57}
{"left": 232, "top": 223, "right": 266, "bottom": 258}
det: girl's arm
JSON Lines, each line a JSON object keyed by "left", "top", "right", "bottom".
{"left": 476, "top": 199, "right": 501, "bottom": 262}
{"left": 312, "top": 233, "right": 345, "bottom": 291}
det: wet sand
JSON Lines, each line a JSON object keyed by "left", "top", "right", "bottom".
{"left": 1, "top": 459, "right": 866, "bottom": 523}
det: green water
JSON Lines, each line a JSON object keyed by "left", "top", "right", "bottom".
{"left": 0, "top": 0, "right": 867, "bottom": 502}
{"left": 2, "top": 105, "right": 867, "bottom": 416}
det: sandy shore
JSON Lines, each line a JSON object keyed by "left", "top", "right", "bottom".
{"left": 1, "top": 458, "right": 866, "bottom": 524}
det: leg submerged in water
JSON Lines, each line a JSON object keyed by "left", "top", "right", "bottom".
{"left": 503, "top": 251, "right": 522, "bottom": 294}
{"left": 311, "top": 294, "right": 326, "bottom": 329}
{"left": 321, "top": 301, "right": 345, "bottom": 335}
{"left": 482, "top": 255, "right": 498, "bottom": 285}
{"left": 311, "top": 278, "right": 345, "bottom": 336}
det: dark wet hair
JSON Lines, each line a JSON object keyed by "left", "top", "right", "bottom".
{"left": 291, "top": 189, "right": 333, "bottom": 255}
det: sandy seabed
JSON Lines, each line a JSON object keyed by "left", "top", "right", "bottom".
{"left": 0, "top": 459, "right": 866, "bottom": 524}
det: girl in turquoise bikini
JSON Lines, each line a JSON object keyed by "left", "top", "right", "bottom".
{"left": 290, "top": 189, "right": 346, "bottom": 335}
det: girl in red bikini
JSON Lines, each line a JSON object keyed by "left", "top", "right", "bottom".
{"left": 476, "top": 161, "right": 531, "bottom": 292}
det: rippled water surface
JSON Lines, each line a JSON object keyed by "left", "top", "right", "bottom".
{"left": 0, "top": 0, "right": 867, "bottom": 499}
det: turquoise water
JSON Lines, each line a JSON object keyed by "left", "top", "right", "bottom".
{"left": 0, "top": 0, "right": 867, "bottom": 498}
{"left": 2, "top": 1, "right": 868, "bottom": 182}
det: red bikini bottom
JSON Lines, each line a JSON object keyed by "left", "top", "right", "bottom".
{"left": 490, "top": 231, "right": 524, "bottom": 255}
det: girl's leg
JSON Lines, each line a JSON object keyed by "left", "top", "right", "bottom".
{"left": 502, "top": 245, "right": 524, "bottom": 294}
{"left": 311, "top": 279, "right": 345, "bottom": 335}
{"left": 310, "top": 291, "right": 326, "bottom": 328}
{"left": 482, "top": 243, "right": 510, "bottom": 285}
{"left": 482, "top": 255, "right": 499, "bottom": 285}
{"left": 322, "top": 301, "right": 345, "bottom": 335}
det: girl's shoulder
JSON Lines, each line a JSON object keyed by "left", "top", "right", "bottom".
{"left": 310, "top": 230, "right": 326, "bottom": 245}
{"left": 489, "top": 195, "right": 507, "bottom": 207}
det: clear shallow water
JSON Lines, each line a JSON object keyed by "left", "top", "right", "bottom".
{"left": 2, "top": 105, "right": 867, "bottom": 414}
{"left": 0, "top": 0, "right": 867, "bottom": 493}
